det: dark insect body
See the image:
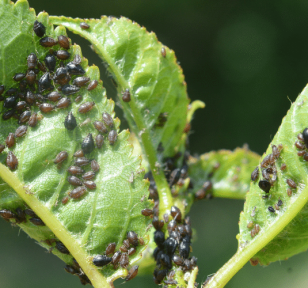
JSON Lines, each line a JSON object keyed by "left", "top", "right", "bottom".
{"left": 287, "top": 179, "right": 297, "bottom": 189}
{"left": 171, "top": 206, "right": 182, "bottom": 222}
{"left": 122, "top": 89, "right": 131, "bottom": 102}
{"left": 47, "top": 91, "right": 62, "bottom": 102}
{"left": 15, "top": 125, "right": 27, "bottom": 137}
{"left": 16, "top": 101, "right": 27, "bottom": 111}
{"left": 66, "top": 62, "right": 85, "bottom": 75}
{"left": 2, "top": 110, "right": 14, "bottom": 120}
{"left": 27, "top": 53, "right": 37, "bottom": 69}
{"left": 44, "top": 54, "right": 56, "bottom": 72}
{"left": 102, "top": 112, "right": 113, "bottom": 127}
{"left": 120, "top": 245, "right": 128, "bottom": 252}
{"left": 280, "top": 163, "right": 287, "bottom": 171}
{"left": 154, "top": 230, "right": 165, "bottom": 248}
{"left": 55, "top": 241, "right": 70, "bottom": 254}
{"left": 161, "top": 47, "right": 166, "bottom": 57}
{"left": 54, "top": 67, "right": 68, "bottom": 80}
{"left": 4, "top": 95, "right": 17, "bottom": 109}
{"left": 169, "top": 168, "right": 181, "bottom": 187}
{"left": 258, "top": 180, "right": 271, "bottom": 193}
{"left": 56, "top": 97, "right": 71, "bottom": 109}
{"left": 33, "top": 20, "right": 45, "bottom": 37}
{"left": 91, "top": 160, "right": 100, "bottom": 172}
{"left": 84, "top": 181, "right": 96, "bottom": 189}
{"left": 0, "top": 144, "right": 5, "bottom": 153}
{"left": 298, "top": 150, "right": 305, "bottom": 157}
{"left": 261, "top": 154, "right": 275, "bottom": 168}
{"left": 37, "top": 61, "right": 47, "bottom": 72}
{"left": 30, "top": 217, "right": 45, "bottom": 226}
{"left": 251, "top": 167, "right": 259, "bottom": 181}
{"left": 0, "top": 209, "right": 17, "bottom": 220}
{"left": 164, "top": 237, "right": 178, "bottom": 255}
{"left": 62, "top": 84, "right": 80, "bottom": 96}
{"left": 6, "top": 133, "right": 15, "bottom": 148}
{"left": 123, "top": 239, "right": 130, "bottom": 249}
{"left": 69, "top": 186, "right": 87, "bottom": 199}
{"left": 58, "top": 35, "right": 70, "bottom": 49}
{"left": 295, "top": 141, "right": 305, "bottom": 150}
{"left": 92, "top": 255, "right": 112, "bottom": 267}
{"left": 13, "top": 73, "right": 26, "bottom": 82}
{"left": 119, "top": 253, "right": 129, "bottom": 268}
{"left": 38, "top": 73, "right": 53, "bottom": 92}
{"left": 56, "top": 50, "right": 71, "bottom": 60}
{"left": 93, "top": 121, "right": 108, "bottom": 133}
{"left": 111, "top": 251, "right": 121, "bottom": 265}
{"left": 128, "top": 247, "right": 136, "bottom": 256}
{"left": 303, "top": 128, "right": 308, "bottom": 147}
{"left": 95, "top": 134, "right": 104, "bottom": 149}
{"left": 141, "top": 208, "right": 153, "bottom": 216}
{"left": 68, "top": 166, "right": 85, "bottom": 175}
{"left": 62, "top": 196, "right": 69, "bottom": 205}
{"left": 125, "top": 265, "right": 139, "bottom": 281}
{"left": 268, "top": 206, "right": 275, "bottom": 213}
{"left": 172, "top": 255, "right": 184, "bottom": 266}
{"left": 67, "top": 176, "right": 83, "bottom": 186}
{"left": 105, "top": 242, "right": 116, "bottom": 255}
{"left": 74, "top": 149, "right": 84, "bottom": 158}
{"left": 25, "top": 70, "right": 36, "bottom": 85}
{"left": 27, "top": 112, "right": 37, "bottom": 128}
{"left": 80, "top": 22, "right": 90, "bottom": 29}
{"left": 64, "top": 112, "right": 77, "bottom": 131}
{"left": 108, "top": 130, "right": 117, "bottom": 145}
{"left": 78, "top": 101, "right": 95, "bottom": 113}
{"left": 81, "top": 133, "right": 95, "bottom": 154}
{"left": 19, "top": 111, "right": 31, "bottom": 124}
{"left": 64, "top": 265, "right": 78, "bottom": 275}
{"left": 75, "top": 157, "right": 90, "bottom": 167}
{"left": 75, "top": 95, "right": 82, "bottom": 103}
{"left": 25, "top": 209, "right": 37, "bottom": 217}
{"left": 73, "top": 77, "right": 90, "bottom": 87}
{"left": 40, "top": 37, "right": 57, "bottom": 47}
{"left": 54, "top": 151, "right": 68, "bottom": 164}
{"left": 87, "top": 80, "right": 98, "bottom": 91}
{"left": 127, "top": 231, "right": 139, "bottom": 246}
{"left": 82, "top": 171, "right": 95, "bottom": 180}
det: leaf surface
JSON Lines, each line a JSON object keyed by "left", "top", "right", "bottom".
{"left": 0, "top": 1, "right": 152, "bottom": 286}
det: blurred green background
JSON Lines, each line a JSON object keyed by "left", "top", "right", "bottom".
{"left": 1, "top": 0, "right": 308, "bottom": 287}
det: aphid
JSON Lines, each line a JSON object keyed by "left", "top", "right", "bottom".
{"left": 102, "top": 112, "right": 113, "bottom": 127}
{"left": 56, "top": 50, "right": 71, "bottom": 60}
{"left": 37, "top": 61, "right": 47, "bottom": 72}
{"left": 304, "top": 153, "right": 308, "bottom": 161}
{"left": 58, "top": 35, "right": 70, "bottom": 49}
{"left": 56, "top": 241, "right": 70, "bottom": 254}
{"left": 75, "top": 157, "right": 90, "bottom": 167}
{"left": 170, "top": 206, "right": 182, "bottom": 222}
{"left": 93, "top": 121, "right": 108, "bottom": 133}
{"left": 154, "top": 269, "right": 168, "bottom": 284}
{"left": 69, "top": 186, "right": 87, "bottom": 199}
{"left": 67, "top": 176, "right": 83, "bottom": 186}
{"left": 258, "top": 180, "right": 271, "bottom": 193}
{"left": 161, "top": 47, "right": 166, "bottom": 58}
{"left": 72, "top": 54, "right": 82, "bottom": 65}
{"left": 33, "top": 20, "right": 45, "bottom": 37}
{"left": 156, "top": 112, "right": 168, "bottom": 127}
{"left": 169, "top": 168, "right": 181, "bottom": 186}
{"left": 111, "top": 251, "right": 121, "bottom": 265}
{"left": 56, "top": 74, "right": 71, "bottom": 86}
{"left": 154, "top": 230, "right": 165, "bottom": 248}
{"left": 287, "top": 179, "right": 297, "bottom": 189}
{"left": 81, "top": 133, "right": 95, "bottom": 154}
{"left": 25, "top": 113, "right": 37, "bottom": 128}
{"left": 164, "top": 237, "right": 178, "bottom": 255}
{"left": 25, "top": 70, "right": 36, "bottom": 85}
{"left": 79, "top": 118, "right": 91, "bottom": 127}
{"left": 123, "top": 239, "right": 130, "bottom": 249}
{"left": 303, "top": 128, "right": 308, "bottom": 147}
{"left": 38, "top": 72, "right": 53, "bottom": 92}
{"left": 272, "top": 145, "right": 280, "bottom": 158}
{"left": 15, "top": 208, "right": 26, "bottom": 223}
{"left": 46, "top": 92, "right": 61, "bottom": 102}
{"left": 2, "top": 110, "right": 14, "bottom": 120}
{"left": 30, "top": 217, "right": 45, "bottom": 226}
{"left": 84, "top": 181, "right": 96, "bottom": 189}
{"left": 179, "top": 240, "right": 190, "bottom": 259}
{"left": 64, "top": 112, "right": 77, "bottom": 131}
{"left": 268, "top": 206, "right": 275, "bottom": 213}
{"left": 127, "top": 231, "right": 139, "bottom": 247}
{"left": 6, "top": 152, "right": 18, "bottom": 170}
{"left": 95, "top": 134, "right": 104, "bottom": 149}
{"left": 15, "top": 125, "right": 27, "bottom": 137}
{"left": 0, "top": 209, "right": 17, "bottom": 220}
{"left": 280, "top": 163, "right": 287, "bottom": 171}
{"left": 108, "top": 130, "right": 117, "bottom": 145}
{"left": 54, "top": 67, "right": 68, "bottom": 80}
{"left": 13, "top": 73, "right": 26, "bottom": 82}
{"left": 44, "top": 54, "right": 56, "bottom": 72}
{"left": 4, "top": 95, "right": 17, "bottom": 108}
{"left": 78, "top": 101, "right": 95, "bottom": 113}
{"left": 16, "top": 101, "right": 27, "bottom": 111}
{"left": 119, "top": 253, "right": 129, "bottom": 268}
{"left": 40, "top": 36, "right": 57, "bottom": 47}
{"left": 92, "top": 254, "right": 112, "bottom": 267}
{"left": 27, "top": 53, "right": 37, "bottom": 69}
{"left": 82, "top": 171, "right": 95, "bottom": 180}
{"left": 298, "top": 133, "right": 304, "bottom": 142}
{"left": 18, "top": 111, "right": 31, "bottom": 124}
{"left": 80, "top": 22, "right": 90, "bottom": 29}
{"left": 5, "top": 133, "right": 15, "bottom": 148}
{"left": 167, "top": 219, "right": 177, "bottom": 232}
{"left": 5, "top": 88, "right": 18, "bottom": 96}
{"left": 251, "top": 167, "right": 259, "bottom": 181}
{"left": 91, "top": 160, "right": 100, "bottom": 172}
{"left": 68, "top": 166, "right": 85, "bottom": 175}
{"left": 75, "top": 95, "right": 82, "bottom": 103}
{"left": 66, "top": 62, "right": 85, "bottom": 75}
{"left": 62, "top": 196, "right": 69, "bottom": 205}
{"left": 298, "top": 150, "right": 305, "bottom": 156}
{"left": 295, "top": 141, "right": 305, "bottom": 150}
{"left": 87, "top": 80, "right": 98, "bottom": 91}
{"left": 120, "top": 245, "right": 128, "bottom": 252}
{"left": 128, "top": 247, "right": 136, "bottom": 256}
{"left": 64, "top": 265, "right": 78, "bottom": 275}
{"left": 195, "top": 188, "right": 206, "bottom": 199}
{"left": 124, "top": 265, "right": 138, "bottom": 282}
{"left": 73, "top": 149, "right": 84, "bottom": 158}
{"left": 287, "top": 188, "right": 292, "bottom": 197}
{"left": 56, "top": 97, "right": 71, "bottom": 109}
{"left": 105, "top": 242, "right": 116, "bottom": 255}
{"left": 25, "top": 209, "right": 37, "bottom": 217}
{"left": 0, "top": 144, "right": 5, "bottom": 153}
{"left": 172, "top": 255, "right": 184, "bottom": 266}
{"left": 141, "top": 208, "right": 153, "bottom": 216}
{"left": 73, "top": 77, "right": 90, "bottom": 87}
{"left": 261, "top": 154, "right": 275, "bottom": 168}
{"left": 54, "top": 151, "right": 68, "bottom": 164}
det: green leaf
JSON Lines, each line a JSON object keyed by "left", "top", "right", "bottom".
{"left": 49, "top": 15, "right": 191, "bottom": 216}
{"left": 0, "top": 1, "right": 152, "bottom": 286}
{"left": 205, "top": 85, "right": 308, "bottom": 287}
{"left": 188, "top": 147, "right": 260, "bottom": 200}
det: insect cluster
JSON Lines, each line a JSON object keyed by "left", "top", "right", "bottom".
{"left": 92, "top": 231, "right": 145, "bottom": 282}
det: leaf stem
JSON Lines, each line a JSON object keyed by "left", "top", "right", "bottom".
{"left": 49, "top": 17, "right": 173, "bottom": 217}
{"left": 0, "top": 163, "right": 111, "bottom": 288}
{"left": 187, "top": 266, "right": 198, "bottom": 288}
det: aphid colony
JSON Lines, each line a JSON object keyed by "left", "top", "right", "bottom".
{"left": 91, "top": 231, "right": 144, "bottom": 282}
{"left": 0, "top": 20, "right": 118, "bottom": 175}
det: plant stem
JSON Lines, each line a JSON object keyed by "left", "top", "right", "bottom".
{"left": 49, "top": 17, "right": 173, "bottom": 217}
{"left": 187, "top": 266, "right": 199, "bottom": 288}
{"left": 0, "top": 163, "right": 111, "bottom": 288}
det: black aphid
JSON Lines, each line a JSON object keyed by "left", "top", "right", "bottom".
{"left": 13, "top": 73, "right": 26, "bottom": 82}
{"left": 268, "top": 206, "right": 275, "bottom": 213}
{"left": 25, "top": 70, "right": 36, "bottom": 85}
{"left": 28, "top": 113, "right": 38, "bottom": 127}
{"left": 40, "top": 36, "right": 57, "bottom": 47}
{"left": 18, "top": 111, "right": 31, "bottom": 124}
{"left": 128, "top": 247, "right": 136, "bottom": 256}
{"left": 154, "top": 230, "right": 165, "bottom": 247}
{"left": 127, "top": 231, "right": 139, "bottom": 246}
{"left": 75, "top": 157, "right": 90, "bottom": 167}
{"left": 67, "top": 176, "right": 83, "bottom": 186}
{"left": 61, "top": 84, "right": 80, "bottom": 96}
{"left": 64, "top": 265, "right": 78, "bottom": 275}
{"left": 66, "top": 62, "right": 85, "bottom": 75}
{"left": 81, "top": 133, "right": 95, "bottom": 154}
{"left": 303, "top": 128, "right": 308, "bottom": 147}
{"left": 95, "top": 134, "right": 104, "bottom": 149}
{"left": 69, "top": 186, "right": 87, "bottom": 199}
{"left": 29, "top": 217, "right": 45, "bottom": 226}
{"left": 64, "top": 112, "right": 77, "bottom": 131}
{"left": 27, "top": 53, "right": 37, "bottom": 69}
{"left": 169, "top": 168, "right": 181, "bottom": 186}
{"left": 258, "top": 180, "right": 271, "bottom": 193}
{"left": 68, "top": 166, "right": 85, "bottom": 175}
{"left": 44, "top": 54, "right": 56, "bottom": 72}
{"left": 16, "top": 101, "right": 27, "bottom": 111}
{"left": 251, "top": 167, "right": 259, "bottom": 181}
{"left": 125, "top": 265, "right": 139, "bottom": 282}
{"left": 141, "top": 208, "right": 153, "bottom": 216}
{"left": 172, "top": 255, "right": 184, "bottom": 266}
{"left": 58, "top": 35, "right": 70, "bottom": 49}
{"left": 2, "top": 110, "right": 14, "bottom": 120}
{"left": 54, "top": 67, "right": 68, "bottom": 80}
{"left": 82, "top": 171, "right": 95, "bottom": 180}
{"left": 122, "top": 89, "right": 131, "bottom": 102}
{"left": 47, "top": 91, "right": 62, "bottom": 102}
{"left": 105, "top": 242, "right": 116, "bottom": 255}
{"left": 55, "top": 241, "right": 70, "bottom": 254}
{"left": 80, "top": 22, "right": 90, "bottom": 29}
{"left": 38, "top": 72, "right": 53, "bottom": 92}
{"left": 278, "top": 199, "right": 283, "bottom": 206}
{"left": 102, "top": 112, "right": 113, "bottom": 127}
{"left": 0, "top": 209, "right": 17, "bottom": 220}
{"left": 4, "top": 95, "right": 17, "bottom": 109}
{"left": 73, "top": 77, "right": 90, "bottom": 87}
{"left": 179, "top": 238, "right": 190, "bottom": 259}
{"left": 164, "top": 237, "right": 178, "bottom": 255}
{"left": 40, "top": 103, "right": 54, "bottom": 113}
{"left": 87, "top": 80, "right": 98, "bottom": 91}
{"left": 111, "top": 251, "right": 121, "bottom": 265}
{"left": 15, "top": 125, "right": 27, "bottom": 138}
{"left": 92, "top": 255, "right": 112, "bottom": 267}
{"left": 56, "top": 50, "right": 71, "bottom": 60}
{"left": 108, "top": 130, "right": 117, "bottom": 145}
{"left": 170, "top": 206, "right": 182, "bottom": 222}
{"left": 160, "top": 253, "right": 172, "bottom": 269}
{"left": 72, "top": 54, "right": 82, "bottom": 65}
{"left": 33, "top": 20, "right": 45, "bottom": 37}
{"left": 56, "top": 97, "right": 71, "bottom": 109}
{"left": 54, "top": 151, "right": 68, "bottom": 164}
{"left": 25, "top": 209, "right": 37, "bottom": 217}
{"left": 25, "top": 90, "right": 35, "bottom": 105}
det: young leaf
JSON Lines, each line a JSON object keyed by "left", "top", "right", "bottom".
{"left": 0, "top": 1, "right": 152, "bottom": 287}
{"left": 206, "top": 85, "right": 308, "bottom": 287}
{"left": 188, "top": 147, "right": 260, "bottom": 200}
{"left": 49, "top": 15, "right": 191, "bottom": 215}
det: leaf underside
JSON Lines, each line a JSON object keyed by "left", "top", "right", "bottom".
{"left": 0, "top": 0, "right": 152, "bottom": 285}
{"left": 239, "top": 84, "right": 308, "bottom": 265}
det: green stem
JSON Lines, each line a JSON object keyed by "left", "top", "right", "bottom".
{"left": 0, "top": 163, "right": 110, "bottom": 288}
{"left": 206, "top": 183, "right": 308, "bottom": 288}
{"left": 187, "top": 266, "right": 198, "bottom": 288}
{"left": 49, "top": 16, "right": 173, "bottom": 217}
